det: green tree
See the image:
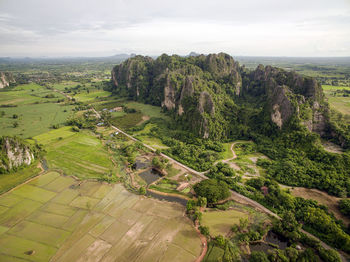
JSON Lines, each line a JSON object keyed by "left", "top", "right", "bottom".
{"left": 199, "top": 225, "right": 210, "bottom": 236}
{"left": 339, "top": 199, "right": 350, "bottom": 217}
{"left": 197, "top": 196, "right": 207, "bottom": 207}
{"left": 250, "top": 251, "right": 269, "bottom": 262}
{"left": 193, "top": 179, "right": 230, "bottom": 204}
{"left": 152, "top": 156, "right": 165, "bottom": 170}
{"left": 186, "top": 199, "right": 195, "bottom": 213}
{"left": 139, "top": 186, "right": 146, "bottom": 195}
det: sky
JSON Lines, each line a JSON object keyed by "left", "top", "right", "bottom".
{"left": 0, "top": 0, "right": 349, "bottom": 57}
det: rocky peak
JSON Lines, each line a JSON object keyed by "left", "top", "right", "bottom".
{"left": 198, "top": 91, "right": 215, "bottom": 116}
{"left": 178, "top": 76, "right": 194, "bottom": 116}
{"left": 0, "top": 137, "right": 34, "bottom": 172}
{"left": 0, "top": 72, "right": 15, "bottom": 89}
{"left": 204, "top": 53, "right": 239, "bottom": 77}
{"left": 161, "top": 73, "right": 176, "bottom": 111}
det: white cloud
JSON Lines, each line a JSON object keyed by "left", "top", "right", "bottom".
{"left": 0, "top": 0, "right": 349, "bottom": 56}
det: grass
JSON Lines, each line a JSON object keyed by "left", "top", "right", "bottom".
{"left": 0, "top": 163, "right": 41, "bottom": 194}
{"left": 0, "top": 83, "right": 76, "bottom": 138}
{"left": 322, "top": 84, "right": 350, "bottom": 115}
{"left": 124, "top": 101, "right": 170, "bottom": 120}
{"left": 73, "top": 90, "right": 111, "bottom": 102}
{"left": 219, "top": 142, "right": 234, "bottom": 160}
{"left": 0, "top": 173, "right": 201, "bottom": 262}
{"left": 32, "top": 126, "right": 76, "bottom": 145}
{"left": 201, "top": 209, "right": 249, "bottom": 237}
{"left": 52, "top": 81, "right": 81, "bottom": 91}
{"left": 136, "top": 134, "right": 169, "bottom": 149}
{"left": 0, "top": 83, "right": 65, "bottom": 106}
{"left": 110, "top": 112, "right": 144, "bottom": 130}
{"left": 0, "top": 102, "right": 74, "bottom": 138}
{"left": 34, "top": 128, "right": 114, "bottom": 179}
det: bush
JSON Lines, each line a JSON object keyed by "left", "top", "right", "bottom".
{"left": 194, "top": 179, "right": 230, "bottom": 204}
{"left": 250, "top": 251, "right": 269, "bottom": 262}
{"left": 139, "top": 186, "right": 146, "bottom": 195}
{"left": 339, "top": 199, "right": 350, "bottom": 217}
{"left": 199, "top": 225, "right": 210, "bottom": 236}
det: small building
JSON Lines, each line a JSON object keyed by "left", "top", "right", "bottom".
{"left": 97, "top": 122, "right": 104, "bottom": 126}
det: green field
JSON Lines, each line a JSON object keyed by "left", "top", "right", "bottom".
{"left": 0, "top": 172, "right": 201, "bottom": 262}
{"left": 0, "top": 84, "right": 66, "bottom": 106}
{"left": 219, "top": 142, "right": 234, "bottom": 160}
{"left": 0, "top": 162, "right": 42, "bottom": 194}
{"left": 52, "top": 81, "right": 81, "bottom": 91}
{"left": 73, "top": 90, "right": 111, "bottom": 102}
{"left": 202, "top": 209, "right": 249, "bottom": 237}
{"left": 33, "top": 128, "right": 114, "bottom": 179}
{"left": 322, "top": 85, "right": 350, "bottom": 115}
{"left": 111, "top": 112, "right": 144, "bottom": 130}
{"left": 124, "top": 101, "right": 170, "bottom": 120}
{"left": 0, "top": 84, "right": 74, "bottom": 138}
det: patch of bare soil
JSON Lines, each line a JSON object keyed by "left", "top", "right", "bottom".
{"left": 227, "top": 161, "right": 241, "bottom": 170}
{"left": 290, "top": 187, "right": 350, "bottom": 225}
{"left": 177, "top": 182, "right": 189, "bottom": 191}
{"left": 322, "top": 141, "right": 344, "bottom": 154}
{"left": 137, "top": 115, "right": 150, "bottom": 125}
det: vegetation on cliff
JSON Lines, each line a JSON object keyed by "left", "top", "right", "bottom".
{"left": 111, "top": 53, "right": 350, "bottom": 197}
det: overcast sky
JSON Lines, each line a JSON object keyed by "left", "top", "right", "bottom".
{"left": 0, "top": 0, "right": 349, "bottom": 57}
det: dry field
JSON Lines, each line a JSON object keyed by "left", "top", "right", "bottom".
{"left": 0, "top": 172, "right": 201, "bottom": 262}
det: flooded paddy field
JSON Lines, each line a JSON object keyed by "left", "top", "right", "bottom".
{"left": 0, "top": 172, "right": 201, "bottom": 262}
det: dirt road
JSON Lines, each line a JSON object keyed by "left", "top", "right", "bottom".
{"left": 93, "top": 108, "right": 346, "bottom": 262}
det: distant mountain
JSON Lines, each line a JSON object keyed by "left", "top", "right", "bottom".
{"left": 187, "top": 52, "right": 201, "bottom": 57}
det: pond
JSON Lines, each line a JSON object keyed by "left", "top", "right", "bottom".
{"left": 265, "top": 231, "right": 289, "bottom": 249}
{"left": 41, "top": 159, "right": 49, "bottom": 171}
{"left": 139, "top": 169, "right": 162, "bottom": 185}
{"left": 147, "top": 190, "right": 188, "bottom": 206}
{"left": 249, "top": 231, "right": 289, "bottom": 254}
{"left": 133, "top": 158, "right": 150, "bottom": 170}
{"left": 250, "top": 242, "right": 275, "bottom": 253}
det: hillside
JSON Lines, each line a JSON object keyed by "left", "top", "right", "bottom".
{"left": 111, "top": 53, "right": 337, "bottom": 141}
{"left": 111, "top": 53, "right": 350, "bottom": 197}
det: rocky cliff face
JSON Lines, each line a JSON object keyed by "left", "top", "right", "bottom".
{"left": 111, "top": 53, "right": 331, "bottom": 139}
{"left": 0, "top": 72, "right": 15, "bottom": 89}
{"left": 248, "top": 64, "right": 327, "bottom": 134}
{"left": 0, "top": 137, "right": 35, "bottom": 172}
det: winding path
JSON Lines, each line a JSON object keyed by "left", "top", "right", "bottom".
{"left": 93, "top": 108, "right": 347, "bottom": 262}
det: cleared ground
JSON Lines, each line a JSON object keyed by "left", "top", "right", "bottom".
{"left": 201, "top": 209, "right": 249, "bottom": 237}
{"left": 289, "top": 187, "right": 350, "bottom": 226}
{"left": 0, "top": 172, "right": 201, "bottom": 262}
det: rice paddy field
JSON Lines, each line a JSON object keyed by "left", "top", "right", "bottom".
{"left": 0, "top": 172, "right": 201, "bottom": 262}
{"left": 0, "top": 84, "right": 74, "bottom": 138}
{"left": 32, "top": 127, "right": 115, "bottom": 180}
